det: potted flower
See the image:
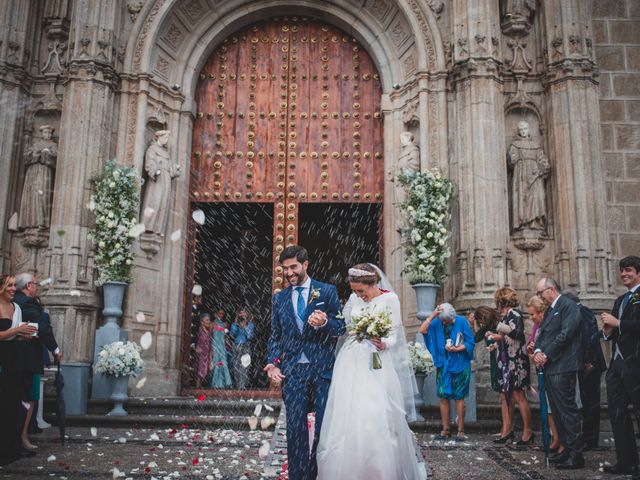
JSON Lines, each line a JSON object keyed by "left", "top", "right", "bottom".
{"left": 88, "top": 160, "right": 140, "bottom": 399}
{"left": 398, "top": 168, "right": 453, "bottom": 320}
{"left": 94, "top": 340, "right": 144, "bottom": 416}
{"left": 408, "top": 341, "right": 435, "bottom": 414}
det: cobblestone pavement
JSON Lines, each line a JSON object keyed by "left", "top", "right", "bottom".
{"left": 0, "top": 427, "right": 635, "bottom": 479}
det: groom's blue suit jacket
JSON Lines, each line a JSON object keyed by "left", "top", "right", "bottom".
{"left": 267, "top": 278, "right": 345, "bottom": 379}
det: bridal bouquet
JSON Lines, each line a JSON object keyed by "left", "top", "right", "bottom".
{"left": 347, "top": 307, "right": 393, "bottom": 369}
{"left": 94, "top": 340, "right": 144, "bottom": 378}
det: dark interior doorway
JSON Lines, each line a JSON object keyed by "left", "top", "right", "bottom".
{"left": 190, "top": 202, "right": 274, "bottom": 389}
{"left": 299, "top": 203, "right": 382, "bottom": 302}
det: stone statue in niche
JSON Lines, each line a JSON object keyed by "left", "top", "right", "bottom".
{"left": 500, "top": 0, "right": 537, "bottom": 36}
{"left": 141, "top": 130, "right": 181, "bottom": 236}
{"left": 398, "top": 131, "right": 420, "bottom": 174}
{"left": 19, "top": 125, "right": 58, "bottom": 231}
{"left": 507, "top": 121, "right": 550, "bottom": 233}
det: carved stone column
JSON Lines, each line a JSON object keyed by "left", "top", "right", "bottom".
{"left": 450, "top": 0, "right": 509, "bottom": 308}
{"left": 541, "top": 0, "right": 613, "bottom": 308}
{"left": 0, "top": 1, "right": 36, "bottom": 271}
{"left": 40, "top": 0, "right": 121, "bottom": 363}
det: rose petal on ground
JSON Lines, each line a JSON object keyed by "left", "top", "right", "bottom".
{"left": 260, "top": 416, "right": 275, "bottom": 430}
{"left": 47, "top": 455, "right": 56, "bottom": 462}
{"left": 258, "top": 441, "right": 270, "bottom": 458}
{"left": 240, "top": 354, "right": 251, "bottom": 368}
{"left": 191, "top": 284, "right": 203, "bottom": 296}
{"left": 136, "top": 377, "right": 147, "bottom": 389}
{"left": 129, "top": 223, "right": 146, "bottom": 238}
{"left": 135, "top": 311, "right": 146, "bottom": 323}
{"left": 247, "top": 416, "right": 258, "bottom": 430}
{"left": 170, "top": 230, "right": 181, "bottom": 242}
{"left": 90, "top": 427, "right": 98, "bottom": 437}
{"left": 253, "top": 404, "right": 262, "bottom": 417}
{"left": 196, "top": 394, "right": 206, "bottom": 401}
{"left": 140, "top": 332, "right": 153, "bottom": 350}
{"left": 192, "top": 209, "right": 205, "bottom": 225}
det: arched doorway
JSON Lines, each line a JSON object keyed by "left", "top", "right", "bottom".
{"left": 183, "top": 16, "right": 384, "bottom": 392}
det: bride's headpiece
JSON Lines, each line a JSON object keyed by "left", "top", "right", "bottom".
{"left": 348, "top": 267, "right": 375, "bottom": 277}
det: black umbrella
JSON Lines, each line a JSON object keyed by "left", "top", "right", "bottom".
{"left": 54, "top": 359, "right": 66, "bottom": 445}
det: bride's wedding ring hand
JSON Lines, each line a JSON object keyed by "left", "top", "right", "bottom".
{"left": 370, "top": 338, "right": 386, "bottom": 351}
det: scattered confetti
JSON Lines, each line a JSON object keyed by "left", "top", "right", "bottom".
{"left": 70, "top": 290, "right": 81, "bottom": 296}
{"left": 254, "top": 404, "right": 262, "bottom": 417}
{"left": 91, "top": 427, "right": 98, "bottom": 437}
{"left": 240, "top": 354, "right": 251, "bottom": 368}
{"left": 247, "top": 416, "right": 258, "bottom": 430}
{"left": 140, "top": 331, "right": 153, "bottom": 350}
{"left": 135, "top": 377, "right": 147, "bottom": 389}
{"left": 170, "top": 229, "right": 181, "bottom": 242}
{"left": 135, "top": 311, "right": 146, "bottom": 323}
{"left": 192, "top": 209, "right": 206, "bottom": 225}
{"left": 258, "top": 440, "right": 270, "bottom": 458}
{"left": 143, "top": 207, "right": 155, "bottom": 219}
{"left": 260, "top": 416, "right": 275, "bottom": 430}
{"left": 47, "top": 455, "right": 56, "bottom": 462}
{"left": 39, "top": 277, "right": 53, "bottom": 286}
{"left": 192, "top": 284, "right": 203, "bottom": 296}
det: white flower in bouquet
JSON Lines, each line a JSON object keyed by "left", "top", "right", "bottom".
{"left": 408, "top": 342, "right": 435, "bottom": 374}
{"left": 94, "top": 340, "right": 144, "bottom": 378}
{"left": 347, "top": 306, "right": 393, "bottom": 369}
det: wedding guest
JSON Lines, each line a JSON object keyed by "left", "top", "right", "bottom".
{"left": 210, "top": 310, "right": 232, "bottom": 388}
{"left": 194, "top": 313, "right": 212, "bottom": 388}
{"left": 472, "top": 306, "right": 501, "bottom": 395}
{"left": 527, "top": 295, "right": 563, "bottom": 454}
{"left": 0, "top": 274, "right": 37, "bottom": 466}
{"left": 420, "top": 302, "right": 474, "bottom": 441}
{"left": 14, "top": 273, "right": 62, "bottom": 451}
{"left": 563, "top": 288, "right": 606, "bottom": 450}
{"left": 601, "top": 256, "right": 640, "bottom": 475}
{"left": 230, "top": 309, "right": 254, "bottom": 389}
{"left": 489, "top": 287, "right": 533, "bottom": 445}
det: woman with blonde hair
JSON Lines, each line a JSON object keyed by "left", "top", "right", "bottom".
{"left": 487, "top": 287, "right": 533, "bottom": 445}
{"left": 0, "top": 274, "right": 37, "bottom": 465}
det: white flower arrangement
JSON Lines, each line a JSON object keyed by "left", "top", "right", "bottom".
{"left": 408, "top": 341, "right": 435, "bottom": 374}
{"left": 88, "top": 160, "right": 140, "bottom": 286}
{"left": 94, "top": 341, "right": 144, "bottom": 378}
{"left": 398, "top": 168, "right": 453, "bottom": 285}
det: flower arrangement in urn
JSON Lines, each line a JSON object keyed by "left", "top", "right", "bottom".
{"left": 408, "top": 341, "right": 435, "bottom": 374}
{"left": 94, "top": 341, "right": 144, "bottom": 378}
{"left": 88, "top": 160, "right": 140, "bottom": 286}
{"left": 397, "top": 168, "right": 453, "bottom": 285}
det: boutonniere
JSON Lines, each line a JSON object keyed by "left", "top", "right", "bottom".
{"left": 310, "top": 287, "right": 321, "bottom": 302}
{"left": 632, "top": 292, "right": 639, "bottom": 302}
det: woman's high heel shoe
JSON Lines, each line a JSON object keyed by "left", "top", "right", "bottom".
{"left": 21, "top": 439, "right": 37, "bottom": 450}
{"left": 493, "top": 431, "right": 514, "bottom": 444}
{"left": 514, "top": 432, "right": 535, "bottom": 446}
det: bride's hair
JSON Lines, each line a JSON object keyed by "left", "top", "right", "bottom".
{"left": 348, "top": 263, "right": 380, "bottom": 286}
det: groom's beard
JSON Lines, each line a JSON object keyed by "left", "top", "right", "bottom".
{"left": 287, "top": 271, "right": 306, "bottom": 286}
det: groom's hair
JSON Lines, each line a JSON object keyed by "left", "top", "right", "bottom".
{"left": 279, "top": 245, "right": 308, "bottom": 264}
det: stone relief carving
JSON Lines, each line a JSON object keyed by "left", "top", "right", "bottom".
{"left": 127, "top": 0, "right": 145, "bottom": 23}
{"left": 500, "top": 0, "right": 536, "bottom": 36}
{"left": 19, "top": 125, "right": 58, "bottom": 235}
{"left": 507, "top": 39, "right": 532, "bottom": 73}
{"left": 140, "top": 130, "right": 181, "bottom": 237}
{"left": 398, "top": 131, "right": 420, "bottom": 174}
{"left": 42, "top": 41, "right": 67, "bottom": 75}
{"left": 507, "top": 121, "right": 550, "bottom": 236}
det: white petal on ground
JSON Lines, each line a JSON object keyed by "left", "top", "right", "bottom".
{"left": 258, "top": 441, "right": 270, "bottom": 458}
{"left": 112, "top": 467, "right": 124, "bottom": 478}
{"left": 247, "top": 416, "right": 258, "bottom": 430}
{"left": 135, "top": 311, "right": 146, "bottom": 323}
{"left": 140, "top": 332, "right": 153, "bottom": 350}
{"left": 129, "top": 223, "right": 146, "bottom": 238}
{"left": 260, "top": 416, "right": 275, "bottom": 430}
{"left": 90, "top": 427, "right": 97, "bottom": 437}
{"left": 143, "top": 207, "right": 155, "bottom": 219}
{"left": 170, "top": 229, "right": 181, "bottom": 242}
{"left": 135, "top": 377, "right": 147, "bottom": 389}
{"left": 192, "top": 209, "right": 206, "bottom": 225}
{"left": 240, "top": 354, "right": 251, "bottom": 368}
{"left": 191, "top": 284, "right": 203, "bottom": 296}
{"left": 149, "top": 433, "right": 159, "bottom": 441}
{"left": 47, "top": 455, "right": 56, "bottom": 462}
{"left": 253, "top": 404, "right": 262, "bottom": 417}
{"left": 264, "top": 404, "right": 274, "bottom": 412}
{"left": 70, "top": 290, "right": 81, "bottom": 296}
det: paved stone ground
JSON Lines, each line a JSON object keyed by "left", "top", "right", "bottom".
{"left": 0, "top": 427, "right": 635, "bottom": 479}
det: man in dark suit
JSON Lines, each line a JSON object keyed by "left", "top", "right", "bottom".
{"left": 563, "top": 288, "right": 606, "bottom": 450}
{"left": 601, "top": 255, "right": 640, "bottom": 476}
{"left": 264, "top": 245, "right": 345, "bottom": 480}
{"left": 534, "top": 277, "right": 584, "bottom": 469}
{"left": 14, "top": 273, "right": 62, "bottom": 445}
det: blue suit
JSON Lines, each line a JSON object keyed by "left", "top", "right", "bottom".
{"left": 267, "top": 278, "right": 345, "bottom": 480}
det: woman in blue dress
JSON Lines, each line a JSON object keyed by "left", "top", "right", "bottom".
{"left": 209, "top": 311, "right": 232, "bottom": 388}
{"left": 420, "top": 302, "right": 475, "bottom": 441}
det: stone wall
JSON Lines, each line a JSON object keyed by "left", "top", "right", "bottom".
{"left": 594, "top": 0, "right": 640, "bottom": 260}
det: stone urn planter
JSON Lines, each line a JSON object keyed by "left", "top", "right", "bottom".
{"left": 413, "top": 372, "right": 426, "bottom": 421}
{"left": 107, "top": 375, "right": 130, "bottom": 416}
{"left": 412, "top": 283, "right": 440, "bottom": 321}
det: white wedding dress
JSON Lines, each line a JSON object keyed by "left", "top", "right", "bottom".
{"left": 317, "top": 291, "right": 427, "bottom": 480}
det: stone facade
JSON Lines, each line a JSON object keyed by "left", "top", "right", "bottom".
{"left": 0, "top": 0, "right": 637, "bottom": 398}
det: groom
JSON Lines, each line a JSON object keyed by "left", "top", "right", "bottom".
{"left": 264, "top": 245, "right": 345, "bottom": 480}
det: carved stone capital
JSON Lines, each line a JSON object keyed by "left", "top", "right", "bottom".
{"left": 139, "top": 232, "right": 163, "bottom": 258}
{"left": 512, "top": 228, "right": 545, "bottom": 252}
{"left": 21, "top": 227, "right": 50, "bottom": 249}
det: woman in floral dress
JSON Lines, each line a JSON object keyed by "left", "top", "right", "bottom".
{"left": 487, "top": 287, "right": 533, "bottom": 445}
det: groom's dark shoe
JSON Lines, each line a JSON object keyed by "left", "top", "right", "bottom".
{"left": 555, "top": 454, "right": 584, "bottom": 470}
{"left": 603, "top": 464, "right": 639, "bottom": 475}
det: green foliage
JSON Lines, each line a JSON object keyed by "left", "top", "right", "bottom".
{"left": 398, "top": 169, "right": 453, "bottom": 285}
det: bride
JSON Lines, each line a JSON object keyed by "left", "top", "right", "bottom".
{"left": 317, "top": 263, "right": 427, "bottom": 480}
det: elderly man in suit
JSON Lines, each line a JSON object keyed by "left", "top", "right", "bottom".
{"left": 601, "top": 256, "right": 640, "bottom": 476}
{"left": 14, "top": 273, "right": 61, "bottom": 449}
{"left": 533, "top": 277, "right": 584, "bottom": 469}
{"left": 264, "top": 245, "right": 345, "bottom": 480}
